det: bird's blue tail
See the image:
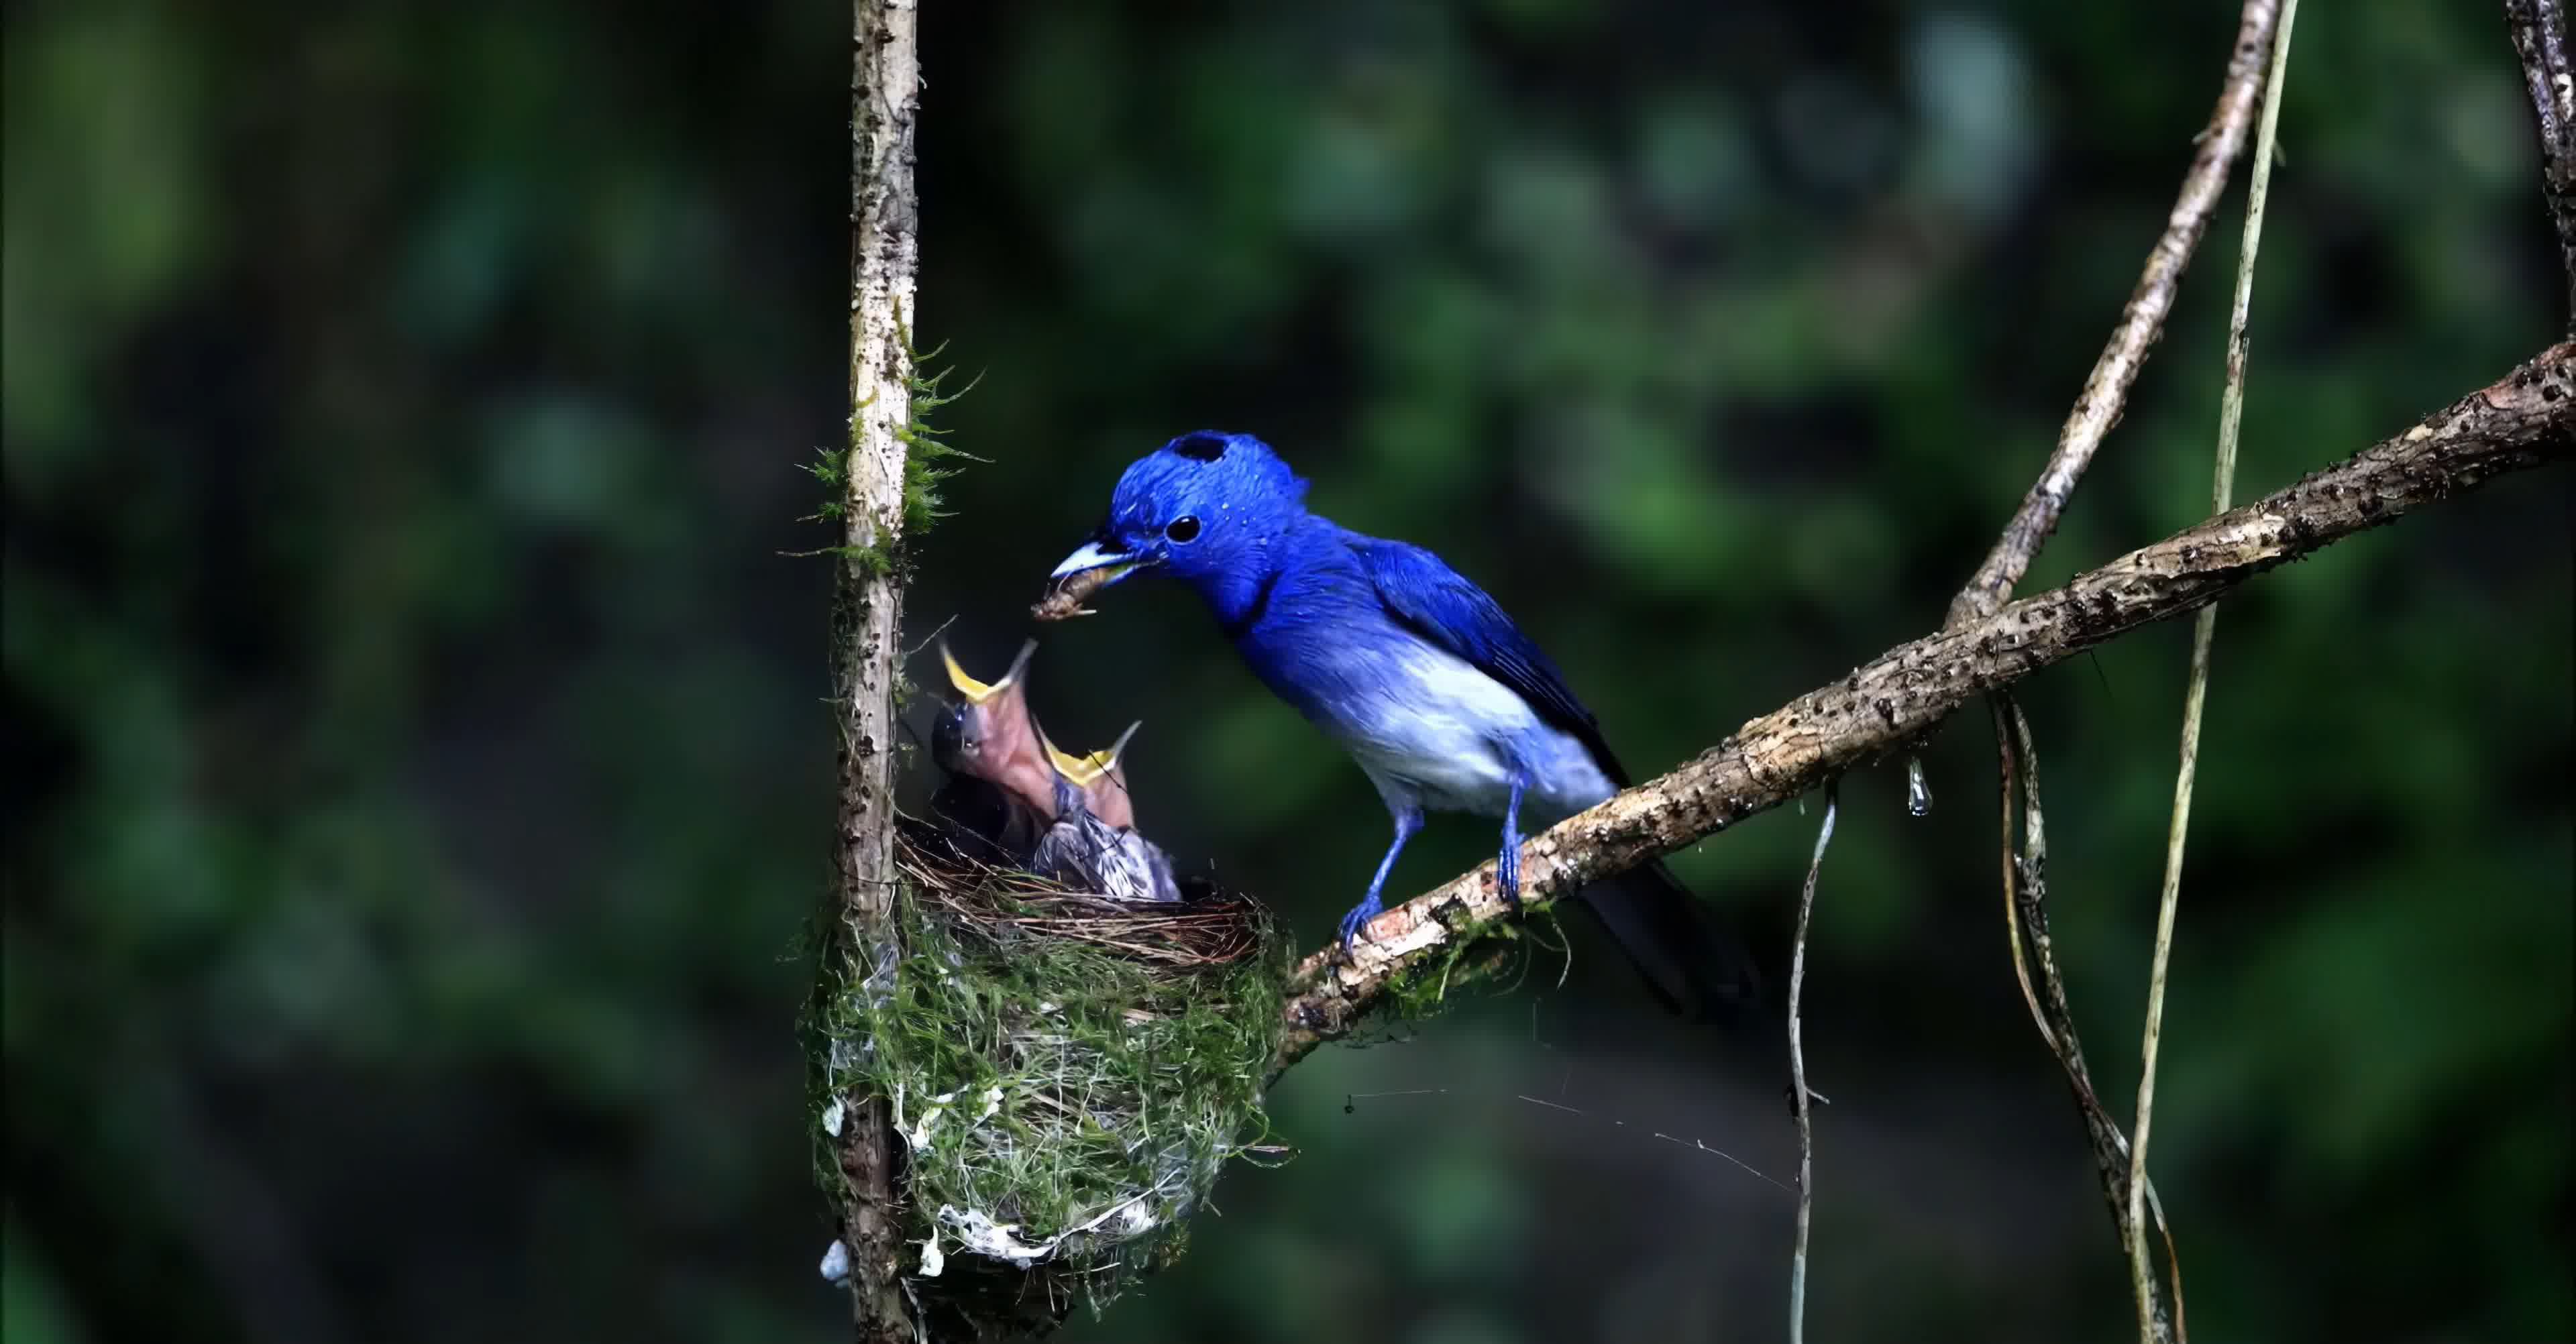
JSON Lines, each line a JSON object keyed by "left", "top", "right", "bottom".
{"left": 1574, "top": 861, "right": 1762, "bottom": 1022}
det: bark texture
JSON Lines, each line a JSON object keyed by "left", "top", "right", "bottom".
{"left": 835, "top": 1, "right": 920, "bottom": 1339}
{"left": 2510, "top": 0, "right": 2576, "bottom": 327}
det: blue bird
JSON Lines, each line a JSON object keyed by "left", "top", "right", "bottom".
{"left": 1046, "top": 431, "right": 1758, "bottom": 1018}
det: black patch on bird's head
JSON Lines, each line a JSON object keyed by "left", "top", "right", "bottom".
{"left": 1169, "top": 431, "right": 1230, "bottom": 462}
{"left": 1106, "top": 432, "right": 1310, "bottom": 549}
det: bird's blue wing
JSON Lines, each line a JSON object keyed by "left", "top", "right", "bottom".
{"left": 1353, "top": 536, "right": 1633, "bottom": 787}
{"left": 1356, "top": 535, "right": 1761, "bottom": 1019}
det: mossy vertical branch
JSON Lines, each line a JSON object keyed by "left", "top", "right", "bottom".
{"left": 835, "top": 0, "right": 922, "bottom": 1340}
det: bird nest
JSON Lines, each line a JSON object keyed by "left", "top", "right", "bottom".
{"left": 899, "top": 844, "right": 1269, "bottom": 970}
{"left": 808, "top": 827, "right": 1286, "bottom": 1334}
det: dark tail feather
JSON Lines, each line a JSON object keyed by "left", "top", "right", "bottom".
{"left": 1572, "top": 860, "right": 1763, "bottom": 1023}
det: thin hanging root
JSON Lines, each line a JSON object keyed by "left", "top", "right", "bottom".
{"left": 1786, "top": 781, "right": 1839, "bottom": 1344}
{"left": 1995, "top": 701, "right": 2055, "bottom": 1054}
{"left": 1995, "top": 699, "right": 2186, "bottom": 1341}
{"left": 2130, "top": 7, "right": 2299, "bottom": 1337}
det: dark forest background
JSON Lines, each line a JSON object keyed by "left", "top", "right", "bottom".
{"left": 5, "top": 1, "right": 2569, "bottom": 1341}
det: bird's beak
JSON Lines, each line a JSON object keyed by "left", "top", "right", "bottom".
{"left": 940, "top": 638, "right": 1036, "bottom": 704}
{"left": 1045, "top": 720, "right": 1138, "bottom": 784}
{"left": 1033, "top": 724, "right": 1083, "bottom": 793}
{"left": 1050, "top": 538, "right": 1144, "bottom": 586}
{"left": 1043, "top": 720, "right": 1141, "bottom": 830}
{"left": 1046, "top": 740, "right": 1107, "bottom": 785}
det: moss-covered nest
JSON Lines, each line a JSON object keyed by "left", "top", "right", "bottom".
{"left": 810, "top": 830, "right": 1286, "bottom": 1331}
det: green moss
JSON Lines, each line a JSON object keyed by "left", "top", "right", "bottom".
{"left": 801, "top": 443, "right": 847, "bottom": 522}
{"left": 1375, "top": 901, "right": 1566, "bottom": 1025}
{"left": 1383, "top": 924, "right": 1503, "bottom": 1020}
{"left": 807, "top": 878, "right": 1287, "bottom": 1325}
{"left": 842, "top": 541, "right": 896, "bottom": 578}
{"left": 896, "top": 351, "right": 979, "bottom": 539}
{"left": 801, "top": 307, "right": 981, "bottom": 558}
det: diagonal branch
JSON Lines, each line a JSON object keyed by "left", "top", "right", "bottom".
{"left": 1275, "top": 344, "right": 2573, "bottom": 1069}
{"left": 2509, "top": 0, "right": 2576, "bottom": 326}
{"left": 1947, "top": 0, "right": 2284, "bottom": 627}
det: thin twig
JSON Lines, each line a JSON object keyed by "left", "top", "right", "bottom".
{"left": 1945, "top": 0, "right": 2286, "bottom": 627}
{"left": 2129, "top": 7, "right": 2298, "bottom": 1335}
{"left": 1273, "top": 345, "right": 2571, "bottom": 1067}
{"left": 2508, "top": 0, "right": 2576, "bottom": 325}
{"left": 1787, "top": 783, "right": 1838, "bottom": 1344}
{"left": 1910, "top": 0, "right": 2286, "bottom": 966}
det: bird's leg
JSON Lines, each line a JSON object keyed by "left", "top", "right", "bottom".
{"left": 1498, "top": 774, "right": 1527, "bottom": 912}
{"left": 1341, "top": 805, "right": 1424, "bottom": 948}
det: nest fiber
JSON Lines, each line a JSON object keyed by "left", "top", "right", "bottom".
{"left": 813, "top": 832, "right": 1283, "bottom": 1325}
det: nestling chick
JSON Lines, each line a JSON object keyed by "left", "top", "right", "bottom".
{"left": 927, "top": 639, "right": 1055, "bottom": 866}
{"left": 1030, "top": 725, "right": 1181, "bottom": 904}
{"left": 926, "top": 639, "right": 1181, "bottom": 903}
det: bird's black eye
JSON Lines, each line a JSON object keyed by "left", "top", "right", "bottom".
{"left": 1165, "top": 516, "right": 1202, "bottom": 544}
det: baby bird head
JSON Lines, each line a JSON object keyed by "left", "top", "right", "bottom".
{"left": 930, "top": 638, "right": 1056, "bottom": 820}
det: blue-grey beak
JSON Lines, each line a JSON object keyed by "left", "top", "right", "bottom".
{"left": 1051, "top": 537, "right": 1145, "bottom": 586}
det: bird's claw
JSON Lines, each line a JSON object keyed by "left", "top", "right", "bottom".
{"left": 1336, "top": 897, "right": 1383, "bottom": 950}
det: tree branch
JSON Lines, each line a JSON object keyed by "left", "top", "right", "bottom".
{"left": 833, "top": 1, "right": 921, "bottom": 1339}
{"left": 1947, "top": 0, "right": 2284, "bottom": 627}
{"left": 2509, "top": 0, "right": 2576, "bottom": 327}
{"left": 1276, "top": 343, "right": 2573, "bottom": 1068}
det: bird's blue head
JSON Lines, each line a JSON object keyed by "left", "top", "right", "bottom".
{"left": 1049, "top": 431, "right": 1311, "bottom": 615}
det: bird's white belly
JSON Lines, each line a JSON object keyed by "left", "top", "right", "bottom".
{"left": 1328, "top": 642, "right": 1615, "bottom": 819}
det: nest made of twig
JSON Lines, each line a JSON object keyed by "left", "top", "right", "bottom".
{"left": 895, "top": 826, "right": 1270, "bottom": 970}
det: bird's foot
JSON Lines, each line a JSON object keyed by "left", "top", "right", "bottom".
{"left": 1497, "top": 779, "right": 1527, "bottom": 913}
{"left": 1336, "top": 895, "right": 1385, "bottom": 950}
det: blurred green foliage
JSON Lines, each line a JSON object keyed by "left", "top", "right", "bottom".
{"left": 3, "top": 1, "right": 2566, "bottom": 1342}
